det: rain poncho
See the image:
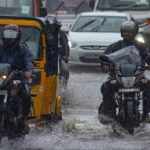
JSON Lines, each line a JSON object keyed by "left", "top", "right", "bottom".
{"left": 106, "top": 46, "right": 142, "bottom": 66}
{"left": 0, "top": 44, "right": 34, "bottom": 72}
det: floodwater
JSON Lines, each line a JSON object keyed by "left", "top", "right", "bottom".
{"left": 1, "top": 65, "right": 150, "bottom": 150}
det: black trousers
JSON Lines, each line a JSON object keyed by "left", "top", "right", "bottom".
{"left": 59, "top": 59, "right": 69, "bottom": 81}
{"left": 22, "top": 95, "right": 31, "bottom": 117}
{"left": 21, "top": 83, "right": 32, "bottom": 118}
{"left": 100, "top": 80, "right": 117, "bottom": 116}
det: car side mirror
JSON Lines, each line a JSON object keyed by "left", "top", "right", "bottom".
{"left": 40, "top": 7, "right": 47, "bottom": 17}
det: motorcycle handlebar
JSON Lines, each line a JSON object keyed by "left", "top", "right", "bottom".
{"left": 99, "top": 55, "right": 150, "bottom": 72}
{"left": 12, "top": 70, "right": 33, "bottom": 78}
{"left": 99, "top": 55, "right": 109, "bottom": 62}
{"left": 99, "top": 55, "right": 116, "bottom": 71}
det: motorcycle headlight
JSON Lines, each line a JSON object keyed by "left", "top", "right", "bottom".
{"left": 0, "top": 75, "right": 7, "bottom": 86}
{"left": 122, "top": 77, "right": 135, "bottom": 88}
{"left": 1, "top": 75, "right": 7, "bottom": 80}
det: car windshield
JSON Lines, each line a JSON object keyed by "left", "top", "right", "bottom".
{"left": 46, "top": 0, "right": 92, "bottom": 14}
{"left": 0, "top": 26, "right": 42, "bottom": 60}
{"left": 71, "top": 15, "right": 127, "bottom": 32}
{"left": 97, "top": 0, "right": 150, "bottom": 10}
{"left": 0, "top": 0, "right": 33, "bottom": 16}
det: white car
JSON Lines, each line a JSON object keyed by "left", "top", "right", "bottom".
{"left": 68, "top": 11, "right": 131, "bottom": 66}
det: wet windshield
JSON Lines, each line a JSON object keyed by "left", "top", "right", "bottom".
{"left": 46, "top": 0, "right": 92, "bottom": 14}
{"left": 71, "top": 16, "right": 127, "bottom": 32}
{"left": 0, "top": 26, "right": 42, "bottom": 60}
{"left": 0, "top": 0, "right": 33, "bottom": 16}
{"left": 97, "top": 0, "right": 150, "bottom": 10}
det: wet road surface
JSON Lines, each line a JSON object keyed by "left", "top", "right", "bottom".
{"left": 1, "top": 65, "right": 150, "bottom": 150}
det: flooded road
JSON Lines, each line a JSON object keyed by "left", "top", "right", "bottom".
{"left": 1, "top": 65, "right": 150, "bottom": 150}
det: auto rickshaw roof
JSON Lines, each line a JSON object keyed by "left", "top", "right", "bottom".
{"left": 0, "top": 16, "right": 48, "bottom": 33}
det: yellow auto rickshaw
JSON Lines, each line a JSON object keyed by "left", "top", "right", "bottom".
{"left": 0, "top": 16, "right": 62, "bottom": 122}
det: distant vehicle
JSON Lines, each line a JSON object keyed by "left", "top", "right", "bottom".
{"left": 45, "top": 0, "right": 92, "bottom": 31}
{"left": 68, "top": 11, "right": 131, "bottom": 66}
{"left": 92, "top": 0, "right": 150, "bottom": 20}
{"left": 0, "top": 0, "right": 47, "bottom": 17}
{"left": 90, "top": 0, "right": 150, "bottom": 40}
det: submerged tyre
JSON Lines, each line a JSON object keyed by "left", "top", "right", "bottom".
{"left": 98, "top": 102, "right": 114, "bottom": 124}
{"left": 98, "top": 102, "right": 105, "bottom": 114}
{"left": 127, "top": 101, "right": 134, "bottom": 134}
{"left": 0, "top": 134, "right": 2, "bottom": 145}
{"left": 0, "top": 114, "right": 5, "bottom": 144}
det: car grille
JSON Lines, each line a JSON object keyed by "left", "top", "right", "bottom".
{"left": 80, "top": 45, "right": 107, "bottom": 50}
{"left": 79, "top": 57, "right": 100, "bottom": 63}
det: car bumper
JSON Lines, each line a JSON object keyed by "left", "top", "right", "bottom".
{"left": 69, "top": 47, "right": 105, "bottom": 66}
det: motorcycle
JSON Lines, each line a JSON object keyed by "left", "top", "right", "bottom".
{"left": 0, "top": 63, "right": 31, "bottom": 142}
{"left": 99, "top": 46, "right": 150, "bottom": 134}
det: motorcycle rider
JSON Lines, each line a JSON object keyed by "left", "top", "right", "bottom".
{"left": 0, "top": 24, "right": 34, "bottom": 133}
{"left": 99, "top": 20, "right": 150, "bottom": 123}
{"left": 45, "top": 16, "right": 60, "bottom": 75}
{"left": 46, "top": 15, "right": 69, "bottom": 87}
{"left": 58, "top": 25, "right": 70, "bottom": 88}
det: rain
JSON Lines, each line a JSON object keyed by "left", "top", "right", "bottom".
{"left": 1, "top": 66, "right": 150, "bottom": 150}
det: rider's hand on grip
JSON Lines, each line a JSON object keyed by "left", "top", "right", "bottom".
{"left": 25, "top": 71, "right": 32, "bottom": 78}
{"left": 102, "top": 65, "right": 109, "bottom": 72}
{"left": 99, "top": 55, "right": 109, "bottom": 62}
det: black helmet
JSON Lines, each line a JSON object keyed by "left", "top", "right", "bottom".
{"left": 120, "top": 20, "right": 139, "bottom": 38}
{"left": 2, "top": 24, "right": 21, "bottom": 48}
{"left": 47, "top": 16, "right": 58, "bottom": 24}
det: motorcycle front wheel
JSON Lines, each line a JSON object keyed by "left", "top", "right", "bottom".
{"left": 126, "top": 101, "right": 134, "bottom": 134}
{"left": 0, "top": 114, "right": 5, "bottom": 144}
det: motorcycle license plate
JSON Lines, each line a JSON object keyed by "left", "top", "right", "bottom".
{"left": 119, "top": 89, "right": 140, "bottom": 93}
{"left": 0, "top": 90, "right": 7, "bottom": 95}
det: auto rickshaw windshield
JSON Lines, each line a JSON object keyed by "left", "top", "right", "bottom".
{"left": 0, "top": 25, "right": 42, "bottom": 60}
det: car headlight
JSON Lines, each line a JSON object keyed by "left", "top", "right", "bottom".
{"left": 122, "top": 77, "right": 135, "bottom": 88}
{"left": 68, "top": 40, "right": 77, "bottom": 48}
{"left": 136, "top": 35, "right": 145, "bottom": 43}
